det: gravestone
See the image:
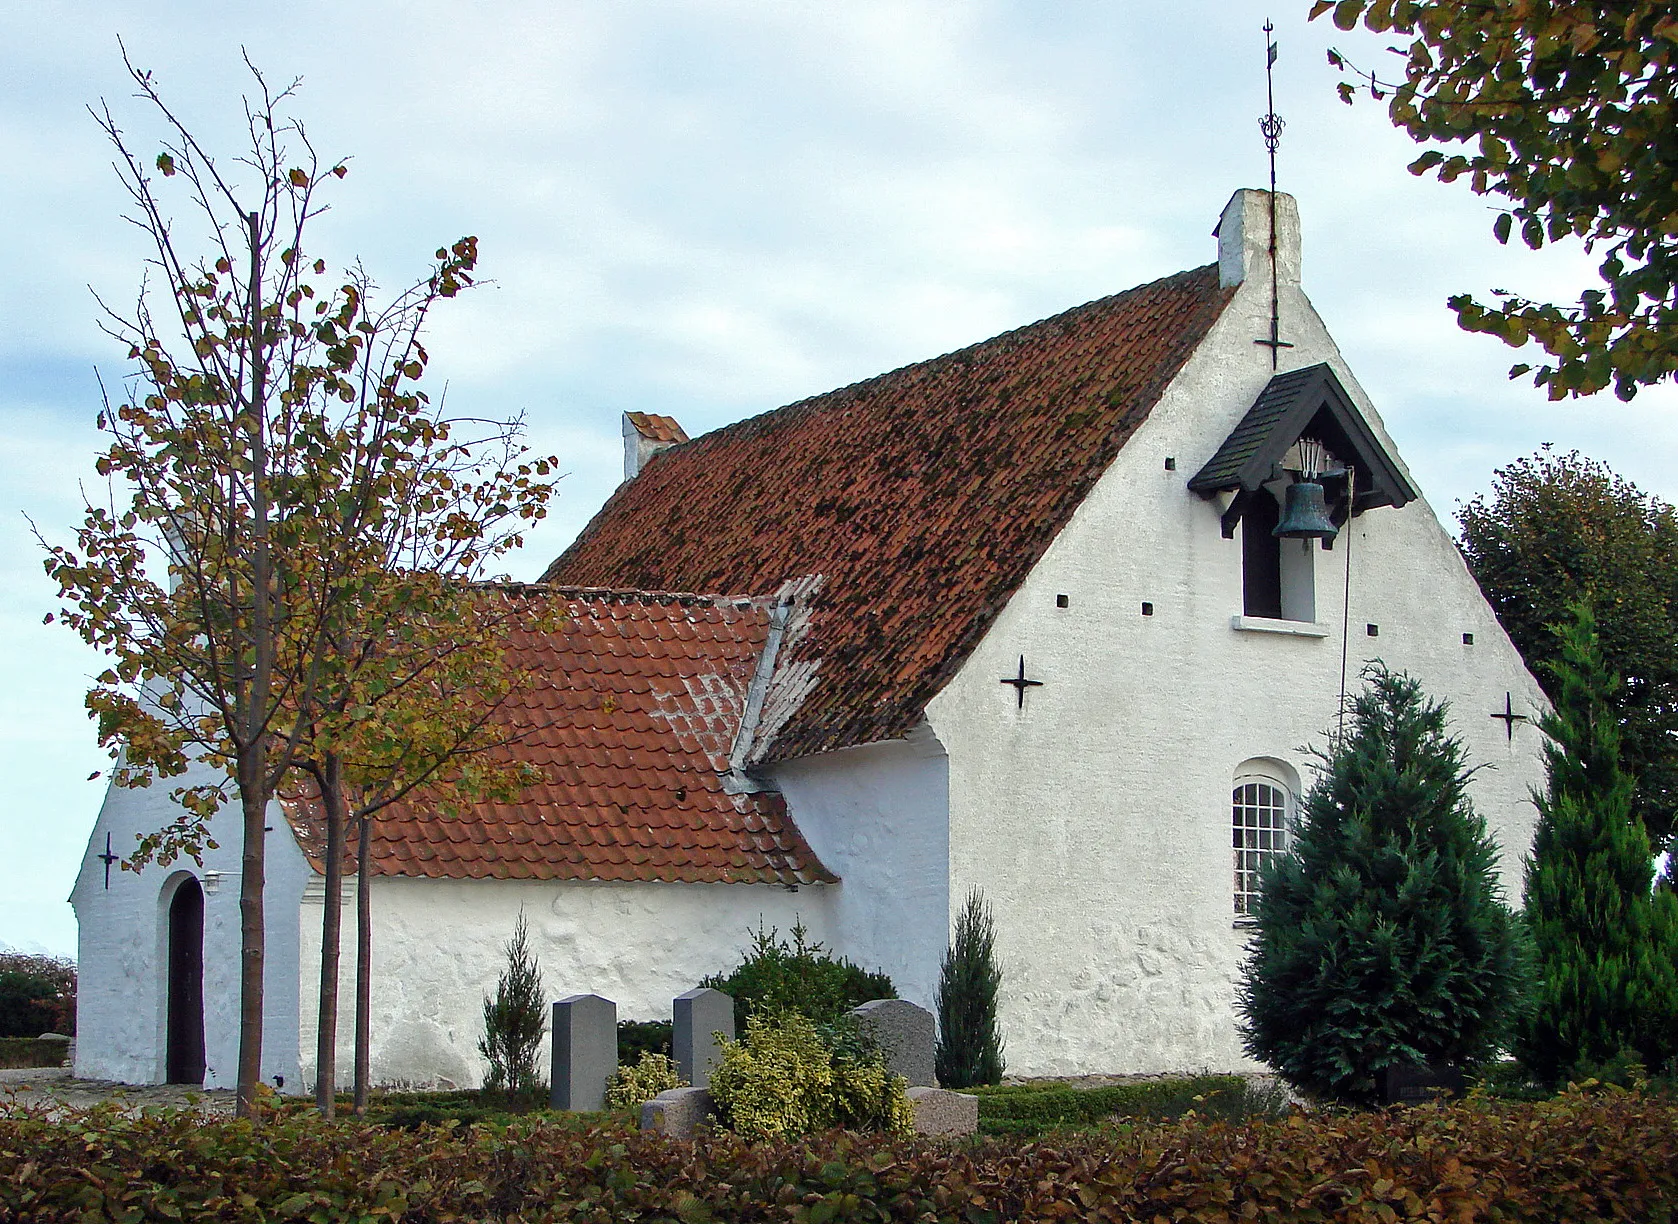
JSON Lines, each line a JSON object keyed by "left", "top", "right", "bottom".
{"left": 1379, "top": 1061, "right": 1463, "bottom": 1106}
{"left": 551, "top": 993, "right": 617, "bottom": 1111}
{"left": 640, "top": 1086, "right": 714, "bottom": 1138}
{"left": 672, "top": 987, "right": 734, "bottom": 1089}
{"left": 907, "top": 1086, "right": 978, "bottom": 1135}
{"left": 851, "top": 998, "right": 936, "bottom": 1087}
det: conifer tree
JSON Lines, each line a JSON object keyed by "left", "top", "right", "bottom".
{"left": 935, "top": 888, "right": 1005, "bottom": 1089}
{"left": 1519, "top": 603, "right": 1678, "bottom": 1085}
{"left": 479, "top": 912, "right": 547, "bottom": 1097}
{"left": 1238, "top": 665, "right": 1525, "bottom": 1105}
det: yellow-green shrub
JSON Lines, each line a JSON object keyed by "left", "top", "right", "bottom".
{"left": 707, "top": 1012, "right": 912, "bottom": 1140}
{"left": 604, "top": 1051, "right": 685, "bottom": 1112}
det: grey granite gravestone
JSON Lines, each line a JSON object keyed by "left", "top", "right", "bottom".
{"left": 851, "top": 998, "right": 936, "bottom": 1087}
{"left": 907, "top": 1086, "right": 978, "bottom": 1135}
{"left": 640, "top": 1086, "right": 715, "bottom": 1138}
{"left": 672, "top": 987, "right": 734, "bottom": 1090}
{"left": 550, "top": 993, "right": 617, "bottom": 1111}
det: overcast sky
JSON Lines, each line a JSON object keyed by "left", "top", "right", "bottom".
{"left": 5, "top": 1, "right": 1675, "bottom": 957}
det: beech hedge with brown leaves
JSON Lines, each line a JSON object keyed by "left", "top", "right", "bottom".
{"left": 1, "top": 1091, "right": 1675, "bottom": 1223}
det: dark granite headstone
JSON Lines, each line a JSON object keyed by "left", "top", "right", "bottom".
{"left": 672, "top": 987, "right": 734, "bottom": 1089}
{"left": 551, "top": 993, "right": 617, "bottom": 1111}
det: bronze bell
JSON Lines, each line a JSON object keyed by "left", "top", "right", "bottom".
{"left": 1273, "top": 479, "right": 1339, "bottom": 541}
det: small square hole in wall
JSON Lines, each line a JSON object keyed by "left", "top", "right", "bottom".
{"left": 1141, "top": 602, "right": 1155, "bottom": 617}
{"left": 1463, "top": 632, "right": 1475, "bottom": 645}
{"left": 1164, "top": 457, "right": 1177, "bottom": 471}
{"left": 1056, "top": 593, "right": 1069, "bottom": 609}
{"left": 1366, "top": 623, "right": 1380, "bottom": 637}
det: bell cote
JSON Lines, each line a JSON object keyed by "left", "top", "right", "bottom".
{"left": 1189, "top": 363, "right": 1417, "bottom": 543}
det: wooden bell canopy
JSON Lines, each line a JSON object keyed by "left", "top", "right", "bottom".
{"left": 1188, "top": 363, "right": 1418, "bottom": 544}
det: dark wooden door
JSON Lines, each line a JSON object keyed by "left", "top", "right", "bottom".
{"left": 165, "top": 876, "right": 206, "bottom": 1085}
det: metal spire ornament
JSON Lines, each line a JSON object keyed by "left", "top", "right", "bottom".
{"left": 1255, "top": 20, "right": 1293, "bottom": 368}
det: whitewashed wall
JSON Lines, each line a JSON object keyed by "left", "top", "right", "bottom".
{"left": 922, "top": 190, "right": 1547, "bottom": 1077}
{"left": 70, "top": 765, "right": 308, "bottom": 1089}
{"left": 298, "top": 875, "right": 835, "bottom": 1091}
{"left": 770, "top": 731, "right": 950, "bottom": 1011}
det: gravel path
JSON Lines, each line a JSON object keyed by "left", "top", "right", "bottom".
{"left": 0, "top": 1067, "right": 236, "bottom": 1114}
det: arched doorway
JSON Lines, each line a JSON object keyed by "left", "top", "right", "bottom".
{"left": 165, "top": 876, "right": 206, "bottom": 1085}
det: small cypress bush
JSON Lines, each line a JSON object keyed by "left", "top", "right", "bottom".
{"left": 478, "top": 912, "right": 547, "bottom": 1096}
{"left": 1239, "top": 664, "right": 1526, "bottom": 1105}
{"left": 935, "top": 888, "right": 1005, "bottom": 1088}
{"left": 1518, "top": 603, "right": 1678, "bottom": 1084}
{"left": 701, "top": 918, "right": 894, "bottom": 1032}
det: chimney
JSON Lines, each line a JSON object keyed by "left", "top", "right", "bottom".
{"left": 622, "top": 412, "right": 690, "bottom": 482}
{"left": 1214, "top": 189, "right": 1301, "bottom": 290}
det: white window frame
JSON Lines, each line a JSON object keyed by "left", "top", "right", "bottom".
{"left": 1232, "top": 768, "right": 1295, "bottom": 921}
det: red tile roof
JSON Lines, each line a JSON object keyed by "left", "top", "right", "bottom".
{"left": 286, "top": 588, "right": 836, "bottom": 886}
{"left": 625, "top": 412, "right": 689, "bottom": 444}
{"left": 543, "top": 265, "right": 1236, "bottom": 761}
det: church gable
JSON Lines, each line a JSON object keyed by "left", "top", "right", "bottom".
{"left": 544, "top": 266, "right": 1237, "bottom": 763}
{"left": 285, "top": 588, "right": 834, "bottom": 887}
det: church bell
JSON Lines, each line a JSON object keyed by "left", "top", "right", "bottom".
{"left": 1273, "top": 479, "right": 1339, "bottom": 541}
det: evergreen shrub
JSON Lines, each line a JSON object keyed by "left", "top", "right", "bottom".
{"left": 616, "top": 1019, "right": 672, "bottom": 1065}
{"left": 700, "top": 918, "right": 894, "bottom": 1031}
{"left": 1239, "top": 664, "right": 1526, "bottom": 1105}
{"left": 478, "top": 913, "right": 546, "bottom": 1096}
{"left": 0, "top": 953, "right": 75, "bottom": 1038}
{"left": 1518, "top": 603, "right": 1678, "bottom": 1085}
{"left": 935, "top": 888, "right": 1005, "bottom": 1088}
{"left": 706, "top": 1011, "right": 913, "bottom": 1140}
{"left": 604, "top": 1052, "right": 685, "bottom": 1113}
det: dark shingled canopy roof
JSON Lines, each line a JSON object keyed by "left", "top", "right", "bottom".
{"left": 1189, "top": 361, "right": 1418, "bottom": 512}
{"left": 543, "top": 264, "right": 1237, "bottom": 762}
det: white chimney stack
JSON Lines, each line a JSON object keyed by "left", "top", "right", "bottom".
{"left": 1215, "top": 189, "right": 1301, "bottom": 290}
{"left": 622, "top": 412, "right": 690, "bottom": 483}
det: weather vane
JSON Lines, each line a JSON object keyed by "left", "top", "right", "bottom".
{"left": 1255, "top": 19, "right": 1293, "bottom": 368}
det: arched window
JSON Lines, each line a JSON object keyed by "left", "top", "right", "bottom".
{"left": 1232, "top": 762, "right": 1297, "bottom": 918}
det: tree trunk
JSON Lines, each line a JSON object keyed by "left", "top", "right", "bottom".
{"left": 234, "top": 747, "right": 268, "bottom": 1118}
{"left": 353, "top": 812, "right": 373, "bottom": 1115}
{"left": 235, "top": 205, "right": 274, "bottom": 1121}
{"left": 314, "top": 757, "right": 345, "bottom": 1118}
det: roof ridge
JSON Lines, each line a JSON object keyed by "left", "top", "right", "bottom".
{"left": 656, "top": 263, "right": 1221, "bottom": 458}
{"left": 490, "top": 580, "right": 775, "bottom": 609}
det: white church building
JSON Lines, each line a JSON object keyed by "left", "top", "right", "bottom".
{"left": 72, "top": 190, "right": 1547, "bottom": 1091}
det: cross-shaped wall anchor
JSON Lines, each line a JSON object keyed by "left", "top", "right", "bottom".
{"left": 1000, "top": 655, "right": 1043, "bottom": 709}
{"left": 97, "top": 832, "right": 120, "bottom": 890}
{"left": 1491, "top": 692, "right": 1530, "bottom": 741}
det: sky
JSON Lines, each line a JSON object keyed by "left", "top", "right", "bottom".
{"left": 4, "top": 0, "right": 1676, "bottom": 958}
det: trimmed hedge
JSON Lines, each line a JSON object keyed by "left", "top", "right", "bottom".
{"left": 1, "top": 1090, "right": 1675, "bottom": 1222}
{"left": 971, "top": 1074, "right": 1280, "bottom": 1135}
{"left": 0, "top": 1037, "right": 69, "bottom": 1070}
